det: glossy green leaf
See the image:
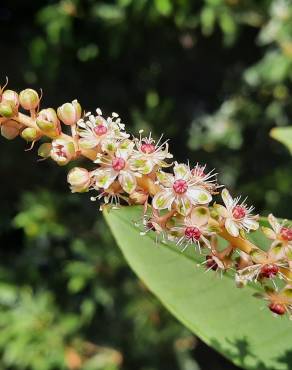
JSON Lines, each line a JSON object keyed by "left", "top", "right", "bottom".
{"left": 104, "top": 206, "right": 292, "bottom": 370}
{"left": 270, "top": 127, "right": 292, "bottom": 155}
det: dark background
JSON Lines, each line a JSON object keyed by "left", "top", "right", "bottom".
{"left": 0, "top": 0, "right": 292, "bottom": 369}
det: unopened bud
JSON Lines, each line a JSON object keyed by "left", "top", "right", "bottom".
{"left": 269, "top": 303, "right": 286, "bottom": 316}
{"left": 250, "top": 249, "right": 266, "bottom": 264}
{"left": 36, "top": 108, "right": 60, "bottom": 137}
{"left": 57, "top": 99, "right": 81, "bottom": 125}
{"left": 21, "top": 127, "right": 38, "bottom": 141}
{"left": 0, "top": 100, "right": 16, "bottom": 118}
{"left": 19, "top": 89, "right": 39, "bottom": 110}
{"left": 67, "top": 167, "right": 91, "bottom": 192}
{"left": 51, "top": 138, "right": 75, "bottom": 166}
{"left": 1, "top": 120, "right": 20, "bottom": 140}
{"left": 235, "top": 273, "right": 247, "bottom": 288}
{"left": 129, "top": 190, "right": 148, "bottom": 204}
{"left": 38, "top": 143, "right": 52, "bottom": 158}
{"left": 2, "top": 89, "right": 19, "bottom": 107}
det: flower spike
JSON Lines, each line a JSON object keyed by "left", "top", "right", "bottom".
{"left": 1, "top": 80, "right": 292, "bottom": 319}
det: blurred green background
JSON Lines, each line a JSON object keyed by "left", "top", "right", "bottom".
{"left": 1, "top": 0, "right": 292, "bottom": 369}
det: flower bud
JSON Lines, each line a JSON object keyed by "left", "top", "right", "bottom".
{"left": 235, "top": 273, "right": 247, "bottom": 288}
{"left": 67, "top": 167, "right": 91, "bottom": 193}
{"left": 1, "top": 120, "right": 20, "bottom": 140}
{"left": 269, "top": 303, "right": 286, "bottom": 316}
{"left": 21, "top": 127, "right": 38, "bottom": 141}
{"left": 57, "top": 99, "right": 81, "bottom": 125}
{"left": 2, "top": 89, "right": 19, "bottom": 107}
{"left": 129, "top": 190, "right": 148, "bottom": 205}
{"left": 0, "top": 100, "right": 15, "bottom": 117}
{"left": 36, "top": 108, "right": 60, "bottom": 137}
{"left": 19, "top": 89, "right": 39, "bottom": 110}
{"left": 250, "top": 249, "right": 266, "bottom": 264}
{"left": 51, "top": 139, "right": 75, "bottom": 166}
{"left": 38, "top": 143, "right": 52, "bottom": 158}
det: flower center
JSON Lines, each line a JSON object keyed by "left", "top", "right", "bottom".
{"left": 205, "top": 255, "right": 218, "bottom": 271}
{"left": 55, "top": 144, "right": 67, "bottom": 158}
{"left": 173, "top": 179, "right": 188, "bottom": 194}
{"left": 260, "top": 264, "right": 279, "bottom": 278}
{"left": 146, "top": 221, "right": 155, "bottom": 231}
{"left": 280, "top": 227, "right": 292, "bottom": 241}
{"left": 141, "top": 143, "right": 155, "bottom": 154}
{"left": 94, "top": 124, "right": 108, "bottom": 136}
{"left": 185, "top": 226, "right": 201, "bottom": 241}
{"left": 112, "top": 157, "right": 126, "bottom": 171}
{"left": 269, "top": 303, "right": 286, "bottom": 316}
{"left": 232, "top": 205, "right": 246, "bottom": 220}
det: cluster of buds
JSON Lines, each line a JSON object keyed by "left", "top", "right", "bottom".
{"left": 0, "top": 80, "right": 82, "bottom": 164}
{"left": 1, "top": 80, "right": 292, "bottom": 319}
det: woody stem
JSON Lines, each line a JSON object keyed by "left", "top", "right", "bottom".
{"left": 218, "top": 228, "right": 255, "bottom": 254}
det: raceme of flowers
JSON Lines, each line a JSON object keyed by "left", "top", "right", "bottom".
{"left": 0, "top": 81, "right": 292, "bottom": 319}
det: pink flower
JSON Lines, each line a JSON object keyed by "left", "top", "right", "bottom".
{"left": 191, "top": 163, "right": 220, "bottom": 194}
{"left": 77, "top": 109, "right": 128, "bottom": 150}
{"left": 152, "top": 163, "right": 213, "bottom": 216}
{"left": 92, "top": 139, "right": 141, "bottom": 194}
{"left": 235, "top": 247, "right": 288, "bottom": 286}
{"left": 262, "top": 214, "right": 292, "bottom": 260}
{"left": 131, "top": 133, "right": 173, "bottom": 174}
{"left": 170, "top": 206, "right": 214, "bottom": 251}
{"left": 215, "top": 189, "right": 259, "bottom": 237}
{"left": 256, "top": 286, "right": 292, "bottom": 319}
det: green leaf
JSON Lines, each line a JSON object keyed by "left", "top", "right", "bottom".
{"left": 104, "top": 206, "right": 292, "bottom": 370}
{"left": 270, "top": 127, "right": 292, "bottom": 155}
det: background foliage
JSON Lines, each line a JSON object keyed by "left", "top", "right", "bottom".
{"left": 1, "top": 0, "right": 292, "bottom": 369}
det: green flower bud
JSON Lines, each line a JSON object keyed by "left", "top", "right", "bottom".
{"left": 0, "top": 100, "right": 15, "bottom": 117}
{"left": 51, "top": 138, "right": 75, "bottom": 166}
{"left": 38, "top": 143, "right": 52, "bottom": 158}
{"left": 36, "top": 108, "right": 60, "bottom": 137}
{"left": 21, "top": 127, "right": 38, "bottom": 141}
{"left": 67, "top": 167, "right": 91, "bottom": 192}
{"left": 129, "top": 190, "right": 148, "bottom": 205}
{"left": 36, "top": 119, "right": 55, "bottom": 132}
{"left": 0, "top": 120, "right": 20, "bottom": 140}
{"left": 2, "top": 89, "right": 19, "bottom": 107}
{"left": 57, "top": 99, "right": 81, "bottom": 125}
{"left": 282, "top": 287, "right": 292, "bottom": 299}
{"left": 250, "top": 249, "right": 266, "bottom": 264}
{"left": 19, "top": 89, "right": 39, "bottom": 110}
